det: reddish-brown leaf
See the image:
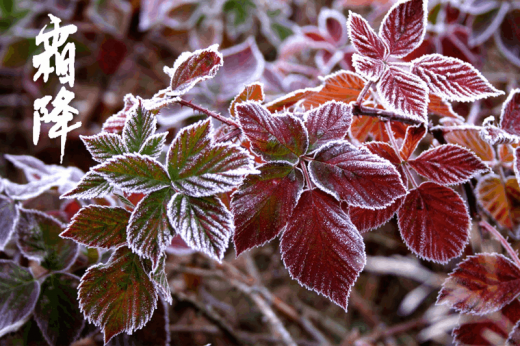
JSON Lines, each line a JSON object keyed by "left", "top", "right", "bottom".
{"left": 453, "top": 300, "right": 520, "bottom": 346}
{"left": 265, "top": 89, "right": 316, "bottom": 113}
{"left": 427, "top": 93, "right": 463, "bottom": 120}
{"left": 365, "top": 141, "right": 408, "bottom": 186}
{"left": 305, "top": 101, "right": 353, "bottom": 151}
{"left": 476, "top": 175, "right": 520, "bottom": 229}
{"left": 500, "top": 89, "right": 520, "bottom": 136}
{"left": 280, "top": 189, "right": 365, "bottom": 311}
{"left": 379, "top": 0, "right": 427, "bottom": 58}
{"left": 232, "top": 163, "right": 304, "bottom": 255}
{"left": 444, "top": 127, "right": 496, "bottom": 162}
{"left": 347, "top": 12, "right": 388, "bottom": 59}
{"left": 352, "top": 54, "right": 387, "bottom": 81}
{"left": 349, "top": 196, "right": 404, "bottom": 233}
{"left": 319, "top": 9, "right": 349, "bottom": 46}
{"left": 229, "top": 82, "right": 264, "bottom": 118}
{"left": 408, "top": 144, "right": 489, "bottom": 185}
{"left": 398, "top": 182, "right": 470, "bottom": 263}
{"left": 301, "top": 71, "right": 366, "bottom": 109}
{"left": 438, "top": 253, "right": 520, "bottom": 315}
{"left": 400, "top": 123, "right": 427, "bottom": 160}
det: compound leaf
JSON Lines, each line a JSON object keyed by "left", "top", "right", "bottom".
{"left": 81, "top": 133, "right": 126, "bottom": 163}
{"left": 347, "top": 12, "right": 388, "bottom": 59}
{"left": 122, "top": 103, "right": 157, "bottom": 153}
{"left": 139, "top": 132, "right": 168, "bottom": 159}
{"left": 304, "top": 101, "right": 352, "bottom": 152}
{"left": 400, "top": 123, "right": 427, "bottom": 160}
{"left": 352, "top": 54, "right": 387, "bottom": 82}
{"left": 61, "top": 171, "right": 114, "bottom": 199}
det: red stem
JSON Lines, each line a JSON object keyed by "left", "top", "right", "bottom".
{"left": 480, "top": 220, "right": 520, "bottom": 268}
{"left": 178, "top": 99, "right": 239, "bottom": 128}
{"left": 384, "top": 121, "right": 419, "bottom": 189}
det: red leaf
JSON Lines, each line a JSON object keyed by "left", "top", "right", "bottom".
{"left": 232, "top": 163, "right": 304, "bottom": 255}
{"left": 500, "top": 89, "right": 520, "bottom": 136}
{"left": 453, "top": 300, "right": 520, "bottom": 346}
{"left": 379, "top": 0, "right": 427, "bottom": 58}
{"left": 408, "top": 144, "right": 490, "bottom": 185}
{"left": 427, "top": 93, "right": 463, "bottom": 120}
{"left": 365, "top": 141, "right": 408, "bottom": 186}
{"left": 377, "top": 66, "right": 429, "bottom": 121}
{"left": 476, "top": 175, "right": 520, "bottom": 230}
{"left": 280, "top": 189, "right": 365, "bottom": 311}
{"left": 301, "top": 71, "right": 366, "bottom": 109}
{"left": 304, "top": 101, "right": 353, "bottom": 151}
{"left": 411, "top": 54, "right": 504, "bottom": 102}
{"left": 352, "top": 54, "right": 387, "bottom": 82}
{"left": 398, "top": 182, "right": 470, "bottom": 263}
{"left": 509, "top": 322, "right": 520, "bottom": 346}
{"left": 400, "top": 123, "right": 427, "bottom": 160}
{"left": 437, "top": 253, "right": 520, "bottom": 315}
{"left": 265, "top": 89, "right": 316, "bottom": 113}
{"left": 347, "top": 12, "right": 388, "bottom": 59}
{"left": 495, "top": 10, "right": 520, "bottom": 68}
{"left": 102, "top": 94, "right": 138, "bottom": 134}
{"left": 309, "top": 141, "right": 406, "bottom": 208}
{"left": 319, "top": 9, "right": 348, "bottom": 46}
{"left": 444, "top": 127, "right": 496, "bottom": 162}
{"left": 236, "top": 101, "right": 308, "bottom": 163}
{"left": 349, "top": 196, "right": 404, "bottom": 233}
{"left": 229, "top": 82, "right": 265, "bottom": 118}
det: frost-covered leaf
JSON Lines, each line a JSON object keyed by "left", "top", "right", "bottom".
{"left": 349, "top": 197, "right": 404, "bottom": 233}
{"left": 123, "top": 103, "right": 157, "bottom": 153}
{"left": 476, "top": 175, "right": 520, "bottom": 229}
{"left": 469, "top": 3, "right": 510, "bottom": 47}
{"left": 408, "top": 144, "right": 489, "bottom": 185}
{"left": 34, "top": 273, "right": 84, "bottom": 346}
{"left": 352, "top": 54, "right": 387, "bottom": 82}
{"left": 453, "top": 300, "right": 520, "bottom": 346}
{"left": 500, "top": 89, "right": 520, "bottom": 137}
{"left": 164, "top": 44, "right": 223, "bottom": 96}
{"left": 265, "top": 89, "right": 316, "bottom": 113}
{"left": 229, "top": 82, "right": 264, "bottom": 118}
{"left": 0, "top": 260, "right": 40, "bottom": 336}
{"left": 495, "top": 10, "right": 520, "bottom": 68}
{"left": 81, "top": 133, "right": 126, "bottom": 163}
{"left": 400, "top": 123, "right": 426, "bottom": 160}
{"left": 509, "top": 322, "right": 520, "bottom": 346}
{"left": 379, "top": 0, "right": 427, "bottom": 58}
{"left": 103, "top": 94, "right": 138, "bottom": 134}
{"left": 411, "top": 54, "right": 504, "bottom": 102}
{"left": 236, "top": 102, "right": 308, "bottom": 163}
{"left": 301, "top": 71, "right": 366, "bottom": 109}
{"left": 78, "top": 246, "right": 158, "bottom": 344}
{"left": 437, "top": 253, "right": 520, "bottom": 315}
{"left": 128, "top": 188, "right": 175, "bottom": 269}
{"left": 149, "top": 255, "right": 172, "bottom": 305}
{"left": 280, "top": 189, "right": 365, "bottom": 311}
{"left": 4, "top": 154, "right": 53, "bottom": 182}
{"left": 304, "top": 101, "right": 352, "bottom": 152}
{"left": 60, "top": 206, "right": 130, "bottom": 249}
{"left": 319, "top": 8, "right": 348, "bottom": 46}
{"left": 167, "top": 119, "right": 255, "bottom": 197}
{"left": 61, "top": 171, "right": 114, "bottom": 199}
{"left": 4, "top": 174, "right": 63, "bottom": 200}
{"left": 309, "top": 141, "right": 406, "bottom": 208}
{"left": 16, "top": 208, "right": 78, "bottom": 271}
{"left": 95, "top": 153, "right": 171, "bottom": 194}
{"left": 140, "top": 132, "right": 168, "bottom": 158}
{"left": 398, "top": 182, "right": 470, "bottom": 263}
{"left": 365, "top": 141, "right": 408, "bottom": 186}
{"left": 232, "top": 163, "right": 304, "bottom": 255}
{"left": 168, "top": 194, "right": 233, "bottom": 262}
{"left": 0, "top": 195, "right": 18, "bottom": 251}
{"left": 428, "top": 94, "right": 463, "bottom": 120}
{"left": 377, "top": 66, "right": 428, "bottom": 121}
{"left": 347, "top": 12, "right": 388, "bottom": 59}
{"left": 445, "top": 127, "right": 496, "bottom": 162}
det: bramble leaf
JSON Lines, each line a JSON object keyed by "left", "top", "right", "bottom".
{"left": 4, "top": 154, "right": 53, "bottom": 182}
{"left": 78, "top": 246, "right": 158, "bottom": 344}
{"left": 476, "top": 175, "right": 520, "bottom": 229}
{"left": 34, "top": 273, "right": 84, "bottom": 346}
{"left": 377, "top": 66, "right": 429, "bottom": 121}
{"left": 229, "top": 82, "right": 264, "bottom": 118}
{"left": 500, "top": 89, "right": 520, "bottom": 136}
{"left": 280, "top": 189, "right": 365, "bottom": 311}
{"left": 168, "top": 194, "right": 233, "bottom": 262}
{"left": 0, "top": 260, "right": 40, "bottom": 336}
{"left": 265, "top": 89, "right": 316, "bottom": 113}
{"left": 139, "top": 132, "right": 167, "bottom": 158}
{"left": 304, "top": 101, "right": 352, "bottom": 152}
{"left": 349, "top": 197, "right": 404, "bottom": 233}
{"left": 236, "top": 101, "right": 308, "bottom": 164}
{"left": 95, "top": 153, "right": 171, "bottom": 194}
{"left": 16, "top": 208, "right": 78, "bottom": 271}
{"left": 379, "top": 0, "right": 427, "bottom": 58}
{"left": 167, "top": 119, "right": 255, "bottom": 197}
{"left": 365, "top": 141, "right": 408, "bottom": 186}
{"left": 411, "top": 54, "right": 504, "bottom": 102}
{"left": 232, "top": 163, "right": 304, "bottom": 255}
{"left": 444, "top": 127, "right": 496, "bottom": 162}
{"left": 400, "top": 123, "right": 427, "bottom": 160}
{"left": 428, "top": 94, "right": 463, "bottom": 120}
{"left": 319, "top": 8, "right": 348, "bottom": 46}
{"left": 4, "top": 174, "right": 63, "bottom": 201}
{"left": 408, "top": 144, "right": 489, "bottom": 185}
{"left": 102, "top": 94, "right": 138, "bottom": 134}
{"left": 128, "top": 188, "right": 175, "bottom": 269}
{"left": 164, "top": 44, "right": 223, "bottom": 95}
{"left": 437, "top": 253, "right": 520, "bottom": 315}
{"left": 0, "top": 195, "right": 18, "bottom": 251}
{"left": 61, "top": 171, "right": 115, "bottom": 199}
{"left": 122, "top": 103, "right": 157, "bottom": 153}
{"left": 150, "top": 255, "right": 172, "bottom": 304}
{"left": 347, "top": 12, "right": 388, "bottom": 59}
{"left": 81, "top": 133, "right": 126, "bottom": 163}
{"left": 352, "top": 54, "right": 387, "bottom": 82}
{"left": 309, "top": 141, "right": 406, "bottom": 208}
{"left": 398, "top": 182, "right": 470, "bottom": 263}
{"left": 61, "top": 206, "right": 130, "bottom": 249}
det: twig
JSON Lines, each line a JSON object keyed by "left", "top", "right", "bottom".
{"left": 356, "top": 81, "right": 373, "bottom": 106}
{"left": 177, "top": 99, "right": 239, "bottom": 128}
{"left": 480, "top": 220, "right": 520, "bottom": 268}
{"left": 352, "top": 104, "right": 424, "bottom": 126}
{"left": 384, "top": 121, "right": 419, "bottom": 189}
{"left": 355, "top": 317, "right": 427, "bottom": 343}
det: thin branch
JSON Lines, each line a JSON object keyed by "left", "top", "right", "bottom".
{"left": 178, "top": 99, "right": 239, "bottom": 128}
{"left": 384, "top": 121, "right": 419, "bottom": 189}
{"left": 352, "top": 104, "right": 424, "bottom": 126}
{"left": 356, "top": 80, "right": 373, "bottom": 106}
{"left": 300, "top": 162, "right": 314, "bottom": 190}
{"left": 480, "top": 220, "right": 520, "bottom": 268}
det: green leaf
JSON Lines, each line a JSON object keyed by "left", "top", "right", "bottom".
{"left": 168, "top": 194, "right": 233, "bottom": 261}
{"left": 81, "top": 133, "right": 126, "bottom": 163}
{"left": 34, "top": 273, "right": 84, "bottom": 346}
{"left": 167, "top": 119, "right": 256, "bottom": 197}
{"left": 150, "top": 255, "right": 172, "bottom": 304}
{"left": 0, "top": 194, "right": 18, "bottom": 251}
{"left": 123, "top": 103, "right": 157, "bottom": 153}
{"left": 61, "top": 171, "right": 115, "bottom": 199}
{"left": 16, "top": 208, "right": 78, "bottom": 271}
{"left": 127, "top": 188, "right": 175, "bottom": 269}
{"left": 78, "top": 246, "right": 158, "bottom": 344}
{"left": 61, "top": 206, "right": 130, "bottom": 249}
{"left": 95, "top": 153, "right": 171, "bottom": 194}
{"left": 140, "top": 132, "right": 168, "bottom": 158}
{"left": 0, "top": 260, "right": 40, "bottom": 335}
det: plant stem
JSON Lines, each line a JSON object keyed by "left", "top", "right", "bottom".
{"left": 300, "top": 162, "right": 314, "bottom": 189}
{"left": 355, "top": 81, "right": 373, "bottom": 106}
{"left": 480, "top": 220, "right": 520, "bottom": 268}
{"left": 352, "top": 104, "right": 424, "bottom": 125}
{"left": 384, "top": 121, "right": 419, "bottom": 189}
{"left": 178, "top": 99, "right": 239, "bottom": 128}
